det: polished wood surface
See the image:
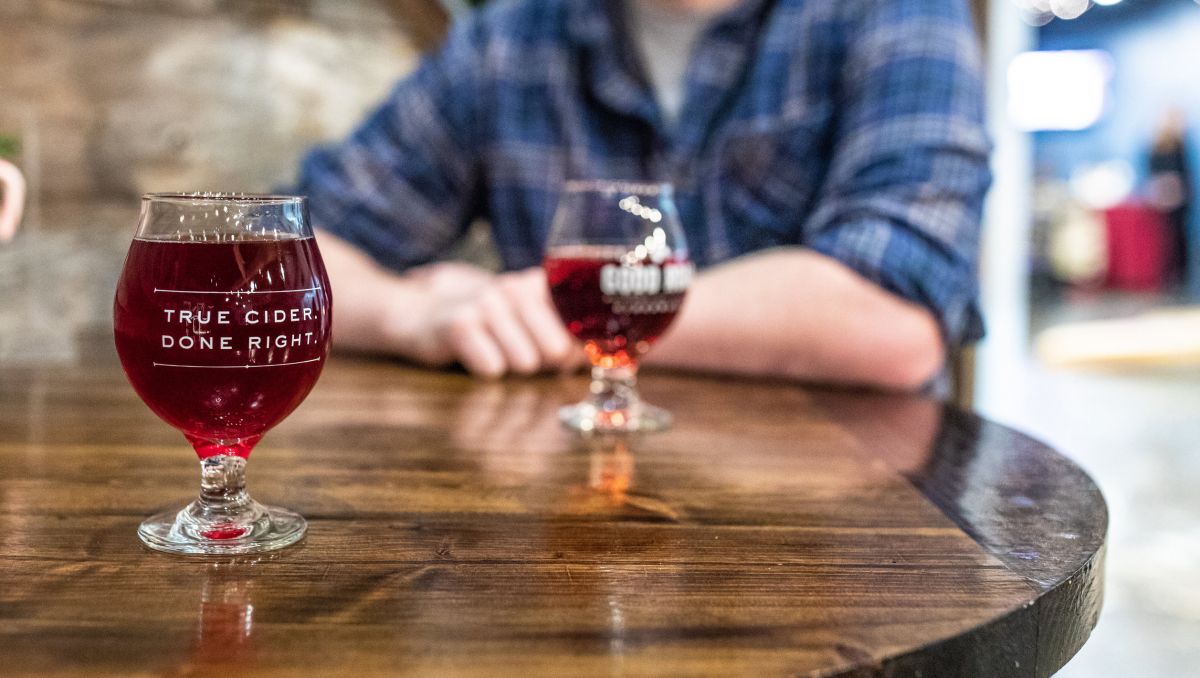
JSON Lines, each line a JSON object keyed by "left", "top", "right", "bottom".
{"left": 0, "top": 339, "right": 1106, "bottom": 677}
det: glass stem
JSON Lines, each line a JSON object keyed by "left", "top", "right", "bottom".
{"left": 196, "top": 455, "right": 252, "bottom": 520}
{"left": 590, "top": 362, "right": 641, "bottom": 415}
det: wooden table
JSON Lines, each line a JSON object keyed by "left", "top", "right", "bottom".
{"left": 0, "top": 342, "right": 1106, "bottom": 677}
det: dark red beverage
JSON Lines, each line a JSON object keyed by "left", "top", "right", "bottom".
{"left": 545, "top": 246, "right": 691, "bottom": 367}
{"left": 114, "top": 236, "right": 331, "bottom": 458}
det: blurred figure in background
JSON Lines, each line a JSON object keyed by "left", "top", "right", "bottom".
{"left": 294, "top": 0, "right": 990, "bottom": 390}
{"left": 1148, "top": 108, "right": 1193, "bottom": 288}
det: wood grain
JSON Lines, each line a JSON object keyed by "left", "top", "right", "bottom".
{"left": 0, "top": 340, "right": 1106, "bottom": 677}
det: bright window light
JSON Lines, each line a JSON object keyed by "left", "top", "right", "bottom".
{"left": 1007, "top": 50, "right": 1113, "bottom": 132}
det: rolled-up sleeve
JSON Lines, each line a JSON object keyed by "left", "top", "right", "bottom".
{"left": 805, "top": 0, "right": 991, "bottom": 348}
{"left": 294, "top": 15, "right": 487, "bottom": 272}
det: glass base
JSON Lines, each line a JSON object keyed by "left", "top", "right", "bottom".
{"left": 138, "top": 499, "right": 307, "bottom": 555}
{"left": 558, "top": 401, "right": 673, "bottom": 433}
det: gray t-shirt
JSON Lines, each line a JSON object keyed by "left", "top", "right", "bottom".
{"left": 623, "top": 1, "right": 715, "bottom": 126}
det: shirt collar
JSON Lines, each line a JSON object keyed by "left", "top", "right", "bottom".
{"left": 567, "top": 0, "right": 656, "bottom": 124}
{"left": 566, "top": 0, "right": 773, "bottom": 133}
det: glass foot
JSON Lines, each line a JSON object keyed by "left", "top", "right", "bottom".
{"left": 559, "top": 400, "right": 673, "bottom": 433}
{"left": 138, "top": 499, "right": 306, "bottom": 555}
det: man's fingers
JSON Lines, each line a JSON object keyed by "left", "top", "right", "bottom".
{"left": 446, "top": 306, "right": 506, "bottom": 378}
{"left": 498, "top": 270, "right": 579, "bottom": 368}
{"left": 560, "top": 345, "right": 590, "bottom": 374}
{"left": 442, "top": 269, "right": 582, "bottom": 378}
{"left": 478, "top": 287, "right": 541, "bottom": 375}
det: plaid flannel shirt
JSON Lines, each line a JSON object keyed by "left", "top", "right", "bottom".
{"left": 295, "top": 0, "right": 991, "bottom": 347}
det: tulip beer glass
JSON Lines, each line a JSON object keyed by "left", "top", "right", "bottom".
{"left": 114, "top": 194, "right": 332, "bottom": 554}
{"left": 544, "top": 181, "right": 692, "bottom": 433}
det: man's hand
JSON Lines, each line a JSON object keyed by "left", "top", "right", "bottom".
{"left": 393, "top": 264, "right": 585, "bottom": 378}
{"left": 315, "top": 231, "right": 585, "bottom": 378}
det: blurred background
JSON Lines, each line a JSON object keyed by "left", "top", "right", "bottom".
{"left": 1, "top": 0, "right": 1198, "bottom": 674}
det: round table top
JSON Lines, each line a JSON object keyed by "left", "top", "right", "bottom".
{"left": 0, "top": 346, "right": 1106, "bottom": 677}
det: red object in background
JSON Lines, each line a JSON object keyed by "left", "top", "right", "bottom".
{"left": 1104, "top": 203, "right": 1168, "bottom": 291}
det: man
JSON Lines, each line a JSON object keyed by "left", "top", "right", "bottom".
{"left": 295, "top": 0, "right": 990, "bottom": 390}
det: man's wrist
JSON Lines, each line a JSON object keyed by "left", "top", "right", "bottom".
{"left": 377, "top": 275, "right": 435, "bottom": 358}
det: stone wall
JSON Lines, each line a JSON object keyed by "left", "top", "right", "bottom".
{"left": 0, "top": 0, "right": 447, "bottom": 218}
{"left": 0, "top": 0, "right": 448, "bottom": 364}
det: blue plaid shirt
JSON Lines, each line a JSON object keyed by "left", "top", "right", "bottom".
{"left": 296, "top": 0, "right": 991, "bottom": 347}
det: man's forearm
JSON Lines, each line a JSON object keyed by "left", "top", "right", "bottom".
{"left": 645, "top": 249, "right": 946, "bottom": 391}
{"left": 313, "top": 229, "right": 433, "bottom": 356}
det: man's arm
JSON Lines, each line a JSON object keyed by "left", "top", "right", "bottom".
{"left": 645, "top": 248, "right": 944, "bottom": 390}
{"left": 294, "top": 12, "right": 578, "bottom": 378}
{"left": 658, "top": 0, "right": 988, "bottom": 391}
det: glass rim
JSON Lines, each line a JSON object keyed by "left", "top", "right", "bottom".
{"left": 562, "top": 180, "right": 672, "bottom": 196}
{"left": 141, "top": 192, "right": 305, "bottom": 206}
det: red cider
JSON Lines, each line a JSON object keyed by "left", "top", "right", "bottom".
{"left": 114, "top": 236, "right": 331, "bottom": 457}
{"left": 545, "top": 246, "right": 691, "bottom": 368}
